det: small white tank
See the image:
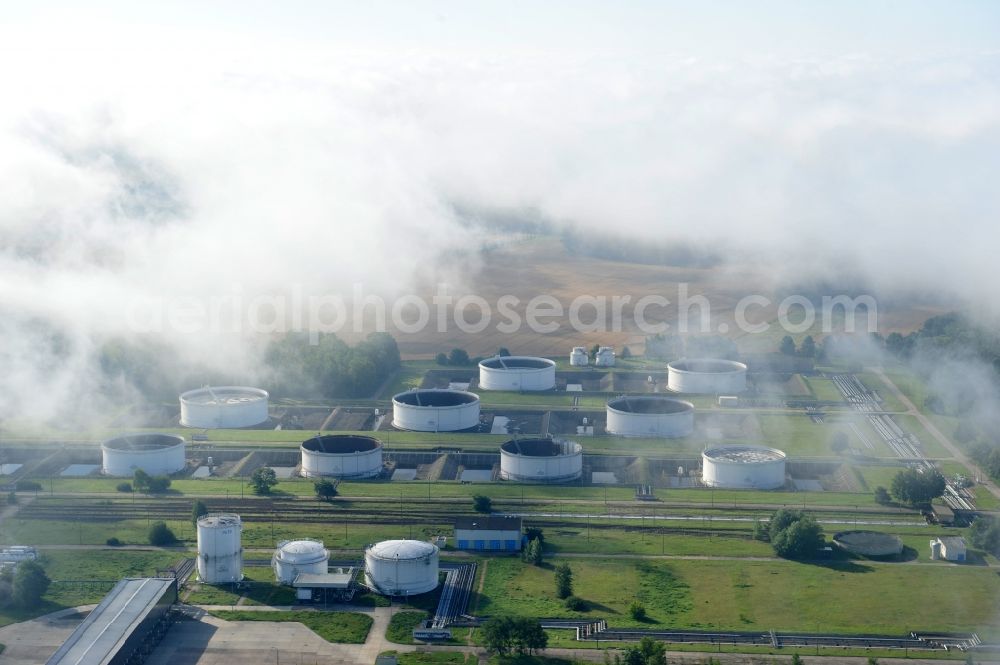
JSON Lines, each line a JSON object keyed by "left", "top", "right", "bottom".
{"left": 594, "top": 346, "right": 615, "bottom": 367}
{"left": 570, "top": 347, "right": 589, "bottom": 366}
{"left": 197, "top": 514, "right": 243, "bottom": 584}
{"left": 272, "top": 539, "right": 330, "bottom": 584}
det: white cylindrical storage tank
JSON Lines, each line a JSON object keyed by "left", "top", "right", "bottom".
{"left": 101, "top": 433, "right": 186, "bottom": 477}
{"left": 300, "top": 435, "right": 384, "bottom": 479}
{"left": 667, "top": 359, "right": 747, "bottom": 394}
{"left": 605, "top": 396, "right": 694, "bottom": 438}
{"left": 272, "top": 539, "right": 330, "bottom": 584}
{"left": 594, "top": 347, "right": 615, "bottom": 367}
{"left": 570, "top": 347, "right": 589, "bottom": 367}
{"left": 365, "top": 540, "right": 439, "bottom": 596}
{"left": 478, "top": 356, "right": 556, "bottom": 391}
{"left": 499, "top": 438, "right": 583, "bottom": 482}
{"left": 392, "top": 389, "right": 480, "bottom": 432}
{"left": 180, "top": 386, "right": 270, "bottom": 428}
{"left": 701, "top": 445, "right": 786, "bottom": 489}
{"left": 197, "top": 514, "right": 243, "bottom": 584}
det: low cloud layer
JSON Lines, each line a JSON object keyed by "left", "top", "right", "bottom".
{"left": 1, "top": 43, "right": 998, "bottom": 418}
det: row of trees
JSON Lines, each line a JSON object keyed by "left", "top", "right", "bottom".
{"left": 480, "top": 616, "right": 548, "bottom": 655}
{"left": 265, "top": 332, "right": 400, "bottom": 398}
{"left": 779, "top": 335, "right": 817, "bottom": 358}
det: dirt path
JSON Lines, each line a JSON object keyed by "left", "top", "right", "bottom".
{"left": 871, "top": 367, "right": 1000, "bottom": 501}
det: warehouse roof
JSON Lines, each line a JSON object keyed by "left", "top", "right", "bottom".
{"left": 455, "top": 516, "right": 522, "bottom": 532}
{"left": 46, "top": 577, "right": 176, "bottom": 665}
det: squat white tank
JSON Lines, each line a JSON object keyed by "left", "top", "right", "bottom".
{"left": 197, "top": 514, "right": 243, "bottom": 584}
{"left": 605, "top": 396, "right": 694, "bottom": 438}
{"left": 499, "top": 438, "right": 583, "bottom": 482}
{"left": 701, "top": 445, "right": 786, "bottom": 489}
{"left": 300, "top": 435, "right": 383, "bottom": 478}
{"left": 667, "top": 359, "right": 747, "bottom": 394}
{"left": 101, "top": 433, "right": 186, "bottom": 477}
{"left": 570, "top": 347, "right": 589, "bottom": 366}
{"left": 392, "top": 389, "right": 480, "bottom": 432}
{"left": 273, "top": 539, "right": 330, "bottom": 584}
{"left": 365, "top": 540, "right": 439, "bottom": 596}
{"left": 180, "top": 386, "right": 270, "bottom": 428}
{"left": 478, "top": 356, "right": 556, "bottom": 391}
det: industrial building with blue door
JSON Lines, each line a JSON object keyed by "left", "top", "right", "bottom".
{"left": 454, "top": 515, "right": 524, "bottom": 551}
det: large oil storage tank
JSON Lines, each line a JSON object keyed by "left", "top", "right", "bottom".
{"left": 701, "top": 445, "right": 786, "bottom": 489}
{"left": 392, "top": 389, "right": 480, "bottom": 432}
{"left": 101, "top": 433, "right": 186, "bottom": 477}
{"left": 300, "top": 434, "right": 384, "bottom": 479}
{"left": 605, "top": 396, "right": 694, "bottom": 438}
{"left": 197, "top": 513, "right": 243, "bottom": 584}
{"left": 365, "top": 539, "right": 439, "bottom": 596}
{"left": 478, "top": 356, "right": 556, "bottom": 391}
{"left": 179, "top": 386, "right": 269, "bottom": 428}
{"left": 273, "top": 539, "right": 330, "bottom": 584}
{"left": 499, "top": 438, "right": 583, "bottom": 482}
{"left": 667, "top": 359, "right": 747, "bottom": 394}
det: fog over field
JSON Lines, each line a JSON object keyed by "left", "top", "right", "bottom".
{"left": 0, "top": 2, "right": 998, "bottom": 419}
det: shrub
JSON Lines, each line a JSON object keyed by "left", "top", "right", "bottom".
{"left": 564, "top": 595, "right": 587, "bottom": 611}
{"left": 15, "top": 480, "right": 42, "bottom": 492}
{"left": 473, "top": 495, "right": 492, "bottom": 513}
{"left": 148, "top": 521, "right": 177, "bottom": 546}
{"left": 106, "top": 537, "right": 123, "bottom": 547}
{"left": 629, "top": 601, "right": 647, "bottom": 621}
{"left": 874, "top": 486, "right": 892, "bottom": 505}
{"left": 116, "top": 482, "right": 133, "bottom": 492}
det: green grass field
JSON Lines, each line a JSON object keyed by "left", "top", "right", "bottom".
{"left": 0, "top": 549, "right": 180, "bottom": 628}
{"left": 209, "top": 609, "right": 373, "bottom": 643}
{"left": 476, "top": 556, "right": 1000, "bottom": 634}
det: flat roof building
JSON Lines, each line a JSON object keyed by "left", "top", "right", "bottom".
{"left": 454, "top": 516, "right": 523, "bottom": 551}
{"left": 45, "top": 577, "right": 177, "bottom": 665}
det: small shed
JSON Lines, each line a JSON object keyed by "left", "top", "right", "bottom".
{"left": 930, "top": 536, "right": 967, "bottom": 562}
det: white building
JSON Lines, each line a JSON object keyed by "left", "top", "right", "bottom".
{"left": 454, "top": 516, "right": 523, "bottom": 551}
{"left": 930, "top": 536, "right": 967, "bottom": 562}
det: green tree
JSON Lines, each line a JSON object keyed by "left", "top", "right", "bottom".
{"left": 890, "top": 468, "right": 946, "bottom": 506}
{"left": 497, "top": 347, "right": 511, "bottom": 357}
{"left": 148, "top": 521, "right": 176, "bottom": 546}
{"left": 481, "top": 616, "right": 514, "bottom": 655}
{"left": 522, "top": 539, "right": 544, "bottom": 566}
{"left": 525, "top": 527, "right": 545, "bottom": 544}
{"left": 473, "top": 494, "right": 492, "bottom": 513}
{"left": 565, "top": 595, "right": 587, "bottom": 611}
{"left": 874, "top": 486, "right": 892, "bottom": 505}
{"left": 590, "top": 343, "right": 601, "bottom": 359}
{"left": 620, "top": 346, "right": 632, "bottom": 359}
{"left": 314, "top": 479, "right": 338, "bottom": 501}
{"left": 752, "top": 518, "right": 768, "bottom": 541}
{"left": 799, "top": 335, "right": 817, "bottom": 357}
{"left": 791, "top": 654, "right": 803, "bottom": 665}
{"left": 639, "top": 636, "right": 667, "bottom": 665}
{"left": 250, "top": 467, "right": 279, "bottom": 495}
{"left": 435, "top": 352, "right": 449, "bottom": 365}
{"left": 622, "top": 648, "right": 645, "bottom": 665}
{"left": 780, "top": 335, "right": 796, "bottom": 356}
{"left": 969, "top": 516, "right": 1000, "bottom": 556}
{"left": 629, "top": 601, "right": 647, "bottom": 621}
{"left": 191, "top": 500, "right": 208, "bottom": 525}
{"left": 448, "top": 348, "right": 470, "bottom": 366}
{"left": 771, "top": 515, "right": 824, "bottom": 559}
{"left": 829, "top": 430, "right": 849, "bottom": 454}
{"left": 768, "top": 509, "right": 806, "bottom": 542}
{"left": 555, "top": 563, "right": 573, "bottom": 599}
{"left": 12, "top": 560, "right": 50, "bottom": 608}
{"left": 133, "top": 469, "right": 151, "bottom": 492}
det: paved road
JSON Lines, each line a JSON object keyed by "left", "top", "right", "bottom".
{"left": 871, "top": 368, "right": 1000, "bottom": 501}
